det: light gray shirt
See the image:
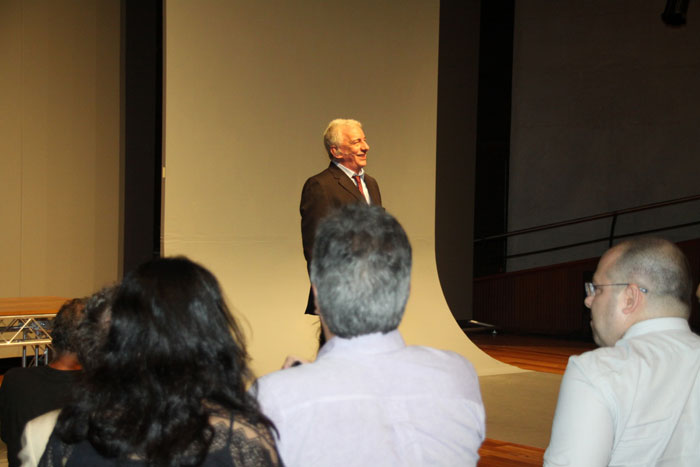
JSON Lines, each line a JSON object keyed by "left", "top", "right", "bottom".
{"left": 545, "top": 317, "right": 700, "bottom": 466}
{"left": 254, "top": 330, "right": 485, "bottom": 466}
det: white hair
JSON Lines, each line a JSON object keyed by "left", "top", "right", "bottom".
{"left": 322, "top": 118, "right": 363, "bottom": 158}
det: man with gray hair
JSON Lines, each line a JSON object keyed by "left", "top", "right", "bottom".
{"left": 256, "top": 204, "right": 485, "bottom": 466}
{"left": 545, "top": 237, "right": 700, "bottom": 466}
{"left": 300, "top": 118, "right": 382, "bottom": 315}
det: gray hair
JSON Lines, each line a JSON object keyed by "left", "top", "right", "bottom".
{"left": 323, "top": 118, "right": 363, "bottom": 158}
{"left": 610, "top": 236, "right": 692, "bottom": 313}
{"left": 310, "top": 204, "right": 411, "bottom": 337}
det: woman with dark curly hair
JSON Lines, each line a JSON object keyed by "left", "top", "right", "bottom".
{"left": 26, "top": 256, "right": 280, "bottom": 467}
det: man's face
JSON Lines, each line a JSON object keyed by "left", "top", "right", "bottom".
{"left": 331, "top": 125, "right": 369, "bottom": 173}
{"left": 586, "top": 248, "right": 628, "bottom": 347}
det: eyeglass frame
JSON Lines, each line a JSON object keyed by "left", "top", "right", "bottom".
{"left": 584, "top": 282, "right": 649, "bottom": 297}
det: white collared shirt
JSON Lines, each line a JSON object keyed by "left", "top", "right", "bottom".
{"left": 254, "top": 330, "right": 485, "bottom": 466}
{"left": 545, "top": 317, "right": 700, "bottom": 466}
{"left": 332, "top": 161, "right": 370, "bottom": 204}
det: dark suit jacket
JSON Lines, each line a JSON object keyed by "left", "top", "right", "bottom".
{"left": 300, "top": 162, "right": 382, "bottom": 313}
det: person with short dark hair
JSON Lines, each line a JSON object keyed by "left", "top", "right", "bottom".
{"left": 545, "top": 237, "right": 700, "bottom": 466}
{"left": 21, "top": 257, "right": 280, "bottom": 467}
{"left": 255, "top": 204, "right": 485, "bottom": 466}
{"left": 0, "top": 298, "right": 86, "bottom": 467}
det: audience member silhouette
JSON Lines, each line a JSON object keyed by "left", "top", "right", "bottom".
{"left": 545, "top": 237, "right": 700, "bottom": 466}
{"left": 0, "top": 298, "right": 86, "bottom": 467}
{"left": 20, "top": 257, "right": 280, "bottom": 467}
{"left": 255, "top": 204, "right": 485, "bottom": 466}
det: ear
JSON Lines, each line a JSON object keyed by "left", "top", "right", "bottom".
{"left": 311, "top": 284, "right": 319, "bottom": 304}
{"left": 329, "top": 146, "right": 340, "bottom": 159}
{"left": 312, "top": 285, "right": 335, "bottom": 340}
{"left": 621, "top": 284, "right": 643, "bottom": 315}
{"left": 311, "top": 284, "right": 322, "bottom": 316}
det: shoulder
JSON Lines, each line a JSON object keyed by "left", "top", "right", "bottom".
{"left": 563, "top": 344, "right": 644, "bottom": 399}
{"left": 403, "top": 345, "right": 481, "bottom": 387}
{"left": 302, "top": 165, "right": 337, "bottom": 195}
{"left": 406, "top": 345, "right": 478, "bottom": 370}
{"left": 0, "top": 368, "right": 21, "bottom": 391}
{"left": 209, "top": 415, "right": 280, "bottom": 466}
{"left": 253, "top": 362, "right": 337, "bottom": 418}
{"left": 230, "top": 417, "right": 276, "bottom": 448}
{"left": 3, "top": 365, "right": 42, "bottom": 380}
{"left": 568, "top": 346, "right": 627, "bottom": 378}
{"left": 305, "top": 164, "right": 337, "bottom": 182}
{"left": 572, "top": 325, "right": 700, "bottom": 378}
{"left": 0, "top": 366, "right": 42, "bottom": 392}
{"left": 254, "top": 366, "right": 313, "bottom": 403}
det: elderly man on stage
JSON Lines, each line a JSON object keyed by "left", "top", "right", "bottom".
{"left": 256, "top": 204, "right": 485, "bottom": 466}
{"left": 545, "top": 237, "right": 700, "bottom": 466}
{"left": 300, "top": 118, "right": 382, "bottom": 315}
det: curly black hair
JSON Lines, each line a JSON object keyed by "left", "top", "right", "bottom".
{"left": 49, "top": 298, "right": 87, "bottom": 356}
{"left": 54, "top": 257, "right": 274, "bottom": 466}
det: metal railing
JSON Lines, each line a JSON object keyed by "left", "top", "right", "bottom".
{"left": 474, "top": 194, "right": 700, "bottom": 260}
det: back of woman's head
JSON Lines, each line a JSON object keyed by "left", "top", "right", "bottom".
{"left": 105, "top": 256, "right": 250, "bottom": 391}
{"left": 58, "top": 256, "right": 269, "bottom": 465}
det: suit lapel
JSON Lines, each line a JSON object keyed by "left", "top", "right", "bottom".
{"left": 329, "top": 163, "right": 364, "bottom": 202}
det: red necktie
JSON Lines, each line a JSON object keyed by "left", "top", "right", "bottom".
{"left": 353, "top": 175, "right": 365, "bottom": 198}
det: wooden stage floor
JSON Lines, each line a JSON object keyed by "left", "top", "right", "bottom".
{"left": 470, "top": 332, "right": 596, "bottom": 466}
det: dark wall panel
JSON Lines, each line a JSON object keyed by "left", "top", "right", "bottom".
{"left": 435, "top": 0, "right": 481, "bottom": 322}
{"left": 122, "top": 0, "right": 163, "bottom": 275}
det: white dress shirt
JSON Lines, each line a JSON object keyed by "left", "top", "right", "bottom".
{"left": 544, "top": 317, "right": 700, "bottom": 466}
{"left": 254, "top": 330, "right": 485, "bottom": 466}
{"left": 332, "top": 161, "right": 370, "bottom": 204}
{"left": 19, "top": 409, "right": 59, "bottom": 467}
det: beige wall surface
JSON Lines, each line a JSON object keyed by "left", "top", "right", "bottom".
{"left": 0, "top": 0, "right": 121, "bottom": 301}
{"left": 165, "top": 0, "right": 517, "bottom": 377}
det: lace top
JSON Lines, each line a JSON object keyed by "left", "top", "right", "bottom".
{"left": 38, "top": 416, "right": 281, "bottom": 466}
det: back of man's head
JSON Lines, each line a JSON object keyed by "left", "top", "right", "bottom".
{"left": 610, "top": 236, "right": 692, "bottom": 317}
{"left": 311, "top": 204, "right": 412, "bottom": 338}
{"left": 51, "top": 298, "right": 87, "bottom": 357}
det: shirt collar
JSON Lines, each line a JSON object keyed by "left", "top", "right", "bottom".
{"left": 621, "top": 317, "right": 690, "bottom": 341}
{"left": 332, "top": 160, "right": 364, "bottom": 178}
{"left": 318, "top": 329, "right": 404, "bottom": 359}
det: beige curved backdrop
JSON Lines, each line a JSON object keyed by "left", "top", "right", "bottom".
{"left": 164, "top": 0, "right": 519, "bottom": 377}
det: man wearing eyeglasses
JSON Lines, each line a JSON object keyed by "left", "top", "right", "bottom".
{"left": 544, "top": 237, "right": 700, "bottom": 466}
